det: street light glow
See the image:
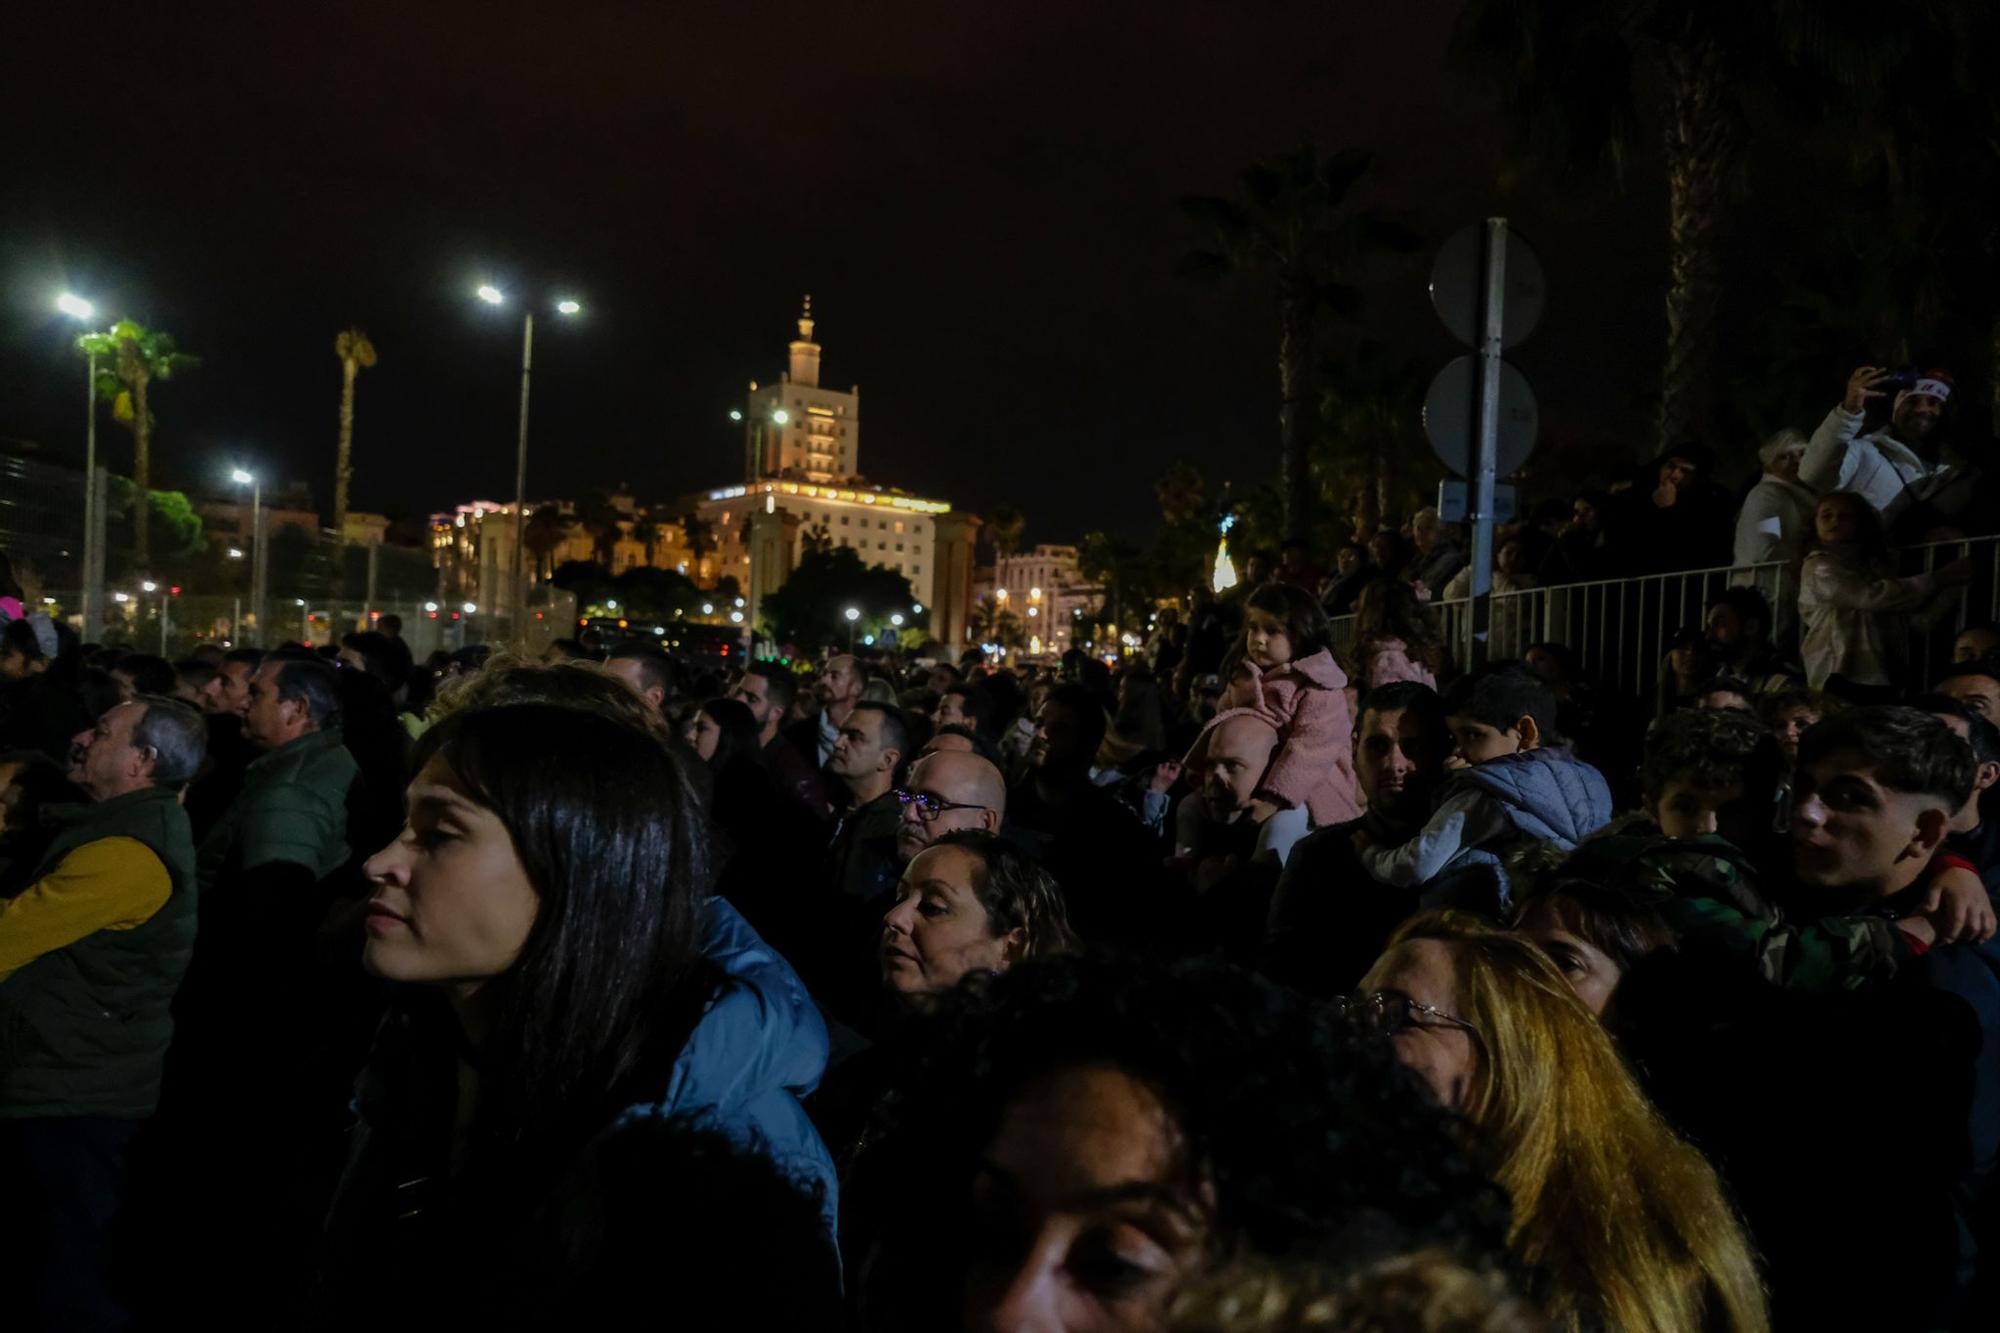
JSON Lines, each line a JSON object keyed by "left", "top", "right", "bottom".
{"left": 227, "top": 547, "right": 244, "bottom": 559}
{"left": 890, "top": 613, "right": 904, "bottom": 626}
{"left": 476, "top": 284, "right": 504, "bottom": 305}
{"left": 844, "top": 607, "right": 861, "bottom": 622}
{"left": 141, "top": 580, "right": 158, "bottom": 593}
{"left": 56, "top": 292, "right": 95, "bottom": 320}
{"left": 556, "top": 299, "right": 581, "bottom": 315}
{"left": 702, "top": 603, "right": 715, "bottom": 615}
{"left": 772, "top": 409, "right": 790, "bottom": 425}
{"left": 729, "top": 409, "right": 744, "bottom": 422}
{"left": 231, "top": 468, "right": 254, "bottom": 485}
{"left": 463, "top": 602, "right": 478, "bottom": 614}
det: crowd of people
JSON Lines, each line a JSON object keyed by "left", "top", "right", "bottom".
{"left": 0, "top": 355, "right": 1995, "bottom": 1332}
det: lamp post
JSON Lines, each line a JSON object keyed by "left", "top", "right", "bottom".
{"left": 57, "top": 293, "right": 103, "bottom": 639}
{"left": 231, "top": 469, "right": 266, "bottom": 643}
{"left": 476, "top": 284, "right": 581, "bottom": 629}
{"left": 844, "top": 605, "right": 860, "bottom": 652}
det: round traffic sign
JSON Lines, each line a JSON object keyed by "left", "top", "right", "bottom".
{"left": 1429, "top": 224, "right": 1547, "bottom": 349}
{"left": 1422, "top": 355, "right": 1539, "bottom": 478}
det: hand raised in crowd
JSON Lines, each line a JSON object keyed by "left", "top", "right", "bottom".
{"left": 1918, "top": 866, "right": 1999, "bottom": 945}
{"left": 1148, "top": 760, "right": 1182, "bottom": 794}
{"left": 1843, "top": 365, "right": 1896, "bottom": 414}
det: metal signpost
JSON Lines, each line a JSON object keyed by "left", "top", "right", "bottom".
{"left": 1424, "top": 219, "right": 1545, "bottom": 667}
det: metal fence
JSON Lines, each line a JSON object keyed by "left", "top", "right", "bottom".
{"left": 1333, "top": 535, "right": 2000, "bottom": 704}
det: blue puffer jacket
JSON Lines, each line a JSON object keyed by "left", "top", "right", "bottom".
{"left": 619, "top": 897, "right": 838, "bottom": 1229}
{"left": 327, "top": 900, "right": 838, "bottom": 1245}
{"left": 1443, "top": 747, "right": 1614, "bottom": 908}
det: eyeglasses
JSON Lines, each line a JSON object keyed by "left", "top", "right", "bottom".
{"left": 893, "top": 788, "right": 991, "bottom": 822}
{"left": 1336, "top": 990, "right": 1479, "bottom": 1040}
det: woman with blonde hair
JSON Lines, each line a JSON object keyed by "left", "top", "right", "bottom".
{"left": 1357, "top": 911, "right": 1767, "bottom": 1333}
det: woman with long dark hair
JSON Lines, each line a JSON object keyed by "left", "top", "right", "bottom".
{"left": 314, "top": 701, "right": 837, "bottom": 1324}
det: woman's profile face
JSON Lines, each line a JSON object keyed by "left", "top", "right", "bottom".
{"left": 361, "top": 753, "right": 541, "bottom": 994}
{"left": 1515, "top": 905, "right": 1622, "bottom": 1017}
{"left": 1360, "top": 939, "right": 1484, "bottom": 1113}
{"left": 692, "top": 711, "right": 723, "bottom": 762}
{"left": 962, "top": 1063, "right": 1210, "bottom": 1332}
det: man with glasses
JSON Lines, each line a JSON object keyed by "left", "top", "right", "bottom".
{"left": 893, "top": 750, "right": 1005, "bottom": 863}
{"left": 0, "top": 695, "right": 206, "bottom": 1326}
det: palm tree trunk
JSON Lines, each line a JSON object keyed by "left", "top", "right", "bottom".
{"left": 1657, "top": 37, "right": 1735, "bottom": 459}
{"left": 1277, "top": 285, "right": 1315, "bottom": 542}
{"left": 335, "top": 356, "right": 358, "bottom": 540}
{"left": 133, "top": 374, "right": 153, "bottom": 570}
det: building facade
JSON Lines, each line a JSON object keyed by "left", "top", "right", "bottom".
{"left": 698, "top": 301, "right": 973, "bottom": 649}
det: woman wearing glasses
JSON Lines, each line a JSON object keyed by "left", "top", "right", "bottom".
{"left": 1356, "top": 912, "right": 1768, "bottom": 1333}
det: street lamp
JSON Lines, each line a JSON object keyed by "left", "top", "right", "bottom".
{"left": 231, "top": 468, "right": 266, "bottom": 643}
{"left": 57, "top": 292, "right": 105, "bottom": 638}
{"left": 474, "top": 283, "right": 583, "bottom": 625}
{"left": 844, "top": 604, "right": 861, "bottom": 651}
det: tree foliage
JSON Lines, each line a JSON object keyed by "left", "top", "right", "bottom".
{"left": 1182, "top": 145, "right": 1417, "bottom": 540}
{"left": 760, "top": 546, "right": 920, "bottom": 650}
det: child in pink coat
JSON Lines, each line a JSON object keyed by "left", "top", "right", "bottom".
{"left": 1185, "top": 582, "right": 1363, "bottom": 826}
{"left": 1351, "top": 577, "right": 1447, "bottom": 690}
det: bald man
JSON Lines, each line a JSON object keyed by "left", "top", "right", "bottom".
{"left": 895, "top": 749, "right": 1007, "bottom": 862}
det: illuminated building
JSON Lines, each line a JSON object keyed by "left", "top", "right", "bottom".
{"left": 697, "top": 300, "right": 977, "bottom": 649}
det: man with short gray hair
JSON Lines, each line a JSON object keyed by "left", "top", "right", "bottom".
{"left": 0, "top": 695, "right": 207, "bottom": 1326}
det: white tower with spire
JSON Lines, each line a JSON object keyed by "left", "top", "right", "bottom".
{"left": 742, "top": 295, "right": 859, "bottom": 485}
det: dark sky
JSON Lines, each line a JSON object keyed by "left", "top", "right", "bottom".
{"left": 0, "top": 1, "right": 1660, "bottom": 546}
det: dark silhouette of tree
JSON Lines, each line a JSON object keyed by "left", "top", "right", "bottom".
{"left": 1182, "top": 146, "right": 1416, "bottom": 542}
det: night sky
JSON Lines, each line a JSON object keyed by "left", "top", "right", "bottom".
{"left": 0, "top": 1, "right": 1663, "bottom": 546}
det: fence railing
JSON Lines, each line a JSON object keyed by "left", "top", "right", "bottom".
{"left": 1332, "top": 533, "right": 2000, "bottom": 705}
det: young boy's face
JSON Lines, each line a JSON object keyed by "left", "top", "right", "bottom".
{"left": 1791, "top": 750, "right": 1947, "bottom": 900}
{"left": 1446, "top": 714, "right": 1529, "bottom": 765}
{"left": 1650, "top": 779, "right": 1752, "bottom": 844}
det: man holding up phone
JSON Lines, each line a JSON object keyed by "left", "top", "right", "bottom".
{"left": 1801, "top": 363, "right": 1955, "bottom": 525}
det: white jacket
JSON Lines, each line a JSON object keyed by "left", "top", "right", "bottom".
{"left": 1732, "top": 475, "right": 1818, "bottom": 567}
{"left": 1797, "top": 551, "right": 1955, "bottom": 689}
{"left": 1800, "top": 406, "right": 1953, "bottom": 521}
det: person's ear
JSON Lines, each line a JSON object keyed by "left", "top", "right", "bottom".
{"left": 981, "top": 808, "right": 1002, "bottom": 834}
{"left": 997, "top": 926, "right": 1027, "bottom": 966}
{"left": 1910, "top": 806, "right": 1951, "bottom": 857}
{"left": 1976, "top": 761, "right": 2000, "bottom": 795}
{"left": 1515, "top": 715, "right": 1541, "bottom": 749}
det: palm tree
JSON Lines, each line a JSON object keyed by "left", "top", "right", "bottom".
{"left": 1182, "top": 146, "right": 1416, "bottom": 541}
{"left": 577, "top": 491, "right": 625, "bottom": 567}
{"left": 523, "top": 504, "right": 575, "bottom": 582}
{"left": 680, "top": 510, "right": 718, "bottom": 581}
{"left": 1453, "top": 1, "right": 1923, "bottom": 457}
{"left": 333, "top": 328, "right": 378, "bottom": 540}
{"left": 984, "top": 504, "right": 1026, "bottom": 562}
{"left": 801, "top": 521, "right": 833, "bottom": 558}
{"left": 75, "top": 320, "right": 199, "bottom": 569}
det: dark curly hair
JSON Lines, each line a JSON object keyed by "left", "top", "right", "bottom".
{"left": 1796, "top": 704, "right": 1975, "bottom": 810}
{"left": 847, "top": 954, "right": 1514, "bottom": 1330}
{"left": 1639, "top": 707, "right": 1783, "bottom": 804}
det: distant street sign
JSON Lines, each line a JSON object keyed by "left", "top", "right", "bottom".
{"left": 1438, "top": 479, "right": 1516, "bottom": 525}
{"left": 1430, "top": 224, "right": 1547, "bottom": 348}
{"left": 1422, "top": 355, "right": 1539, "bottom": 478}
